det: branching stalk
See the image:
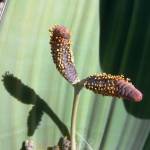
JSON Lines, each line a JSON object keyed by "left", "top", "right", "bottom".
{"left": 71, "top": 85, "right": 82, "bottom": 150}
{"left": 71, "top": 88, "right": 80, "bottom": 150}
{"left": 70, "top": 79, "right": 86, "bottom": 150}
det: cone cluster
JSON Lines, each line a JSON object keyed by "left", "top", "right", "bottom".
{"left": 49, "top": 25, "right": 79, "bottom": 84}
{"left": 49, "top": 25, "right": 143, "bottom": 102}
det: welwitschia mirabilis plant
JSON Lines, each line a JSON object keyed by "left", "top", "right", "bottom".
{"left": 49, "top": 25, "right": 143, "bottom": 150}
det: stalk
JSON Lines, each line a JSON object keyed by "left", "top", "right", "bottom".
{"left": 71, "top": 86, "right": 81, "bottom": 150}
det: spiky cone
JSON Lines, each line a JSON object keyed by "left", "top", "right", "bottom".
{"left": 84, "top": 73, "right": 143, "bottom": 102}
{"left": 49, "top": 25, "right": 79, "bottom": 84}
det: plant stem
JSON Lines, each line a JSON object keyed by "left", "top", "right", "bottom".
{"left": 71, "top": 87, "right": 81, "bottom": 150}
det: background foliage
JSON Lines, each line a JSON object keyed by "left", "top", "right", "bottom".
{"left": 0, "top": 0, "right": 149, "bottom": 149}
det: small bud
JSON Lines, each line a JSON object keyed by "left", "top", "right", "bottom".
{"left": 25, "top": 139, "right": 35, "bottom": 150}
{"left": 84, "top": 73, "right": 143, "bottom": 102}
{"left": 49, "top": 25, "right": 79, "bottom": 84}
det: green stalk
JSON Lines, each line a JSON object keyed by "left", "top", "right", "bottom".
{"left": 70, "top": 79, "right": 86, "bottom": 150}
{"left": 71, "top": 86, "right": 81, "bottom": 150}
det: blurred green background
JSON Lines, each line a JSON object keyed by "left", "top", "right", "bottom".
{"left": 0, "top": 0, "right": 150, "bottom": 149}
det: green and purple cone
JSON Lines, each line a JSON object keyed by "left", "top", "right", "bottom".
{"left": 84, "top": 73, "right": 143, "bottom": 102}
{"left": 49, "top": 25, "right": 79, "bottom": 84}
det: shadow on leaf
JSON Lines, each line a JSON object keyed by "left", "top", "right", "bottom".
{"left": 2, "top": 72, "right": 70, "bottom": 137}
{"left": 20, "top": 141, "right": 26, "bottom": 150}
